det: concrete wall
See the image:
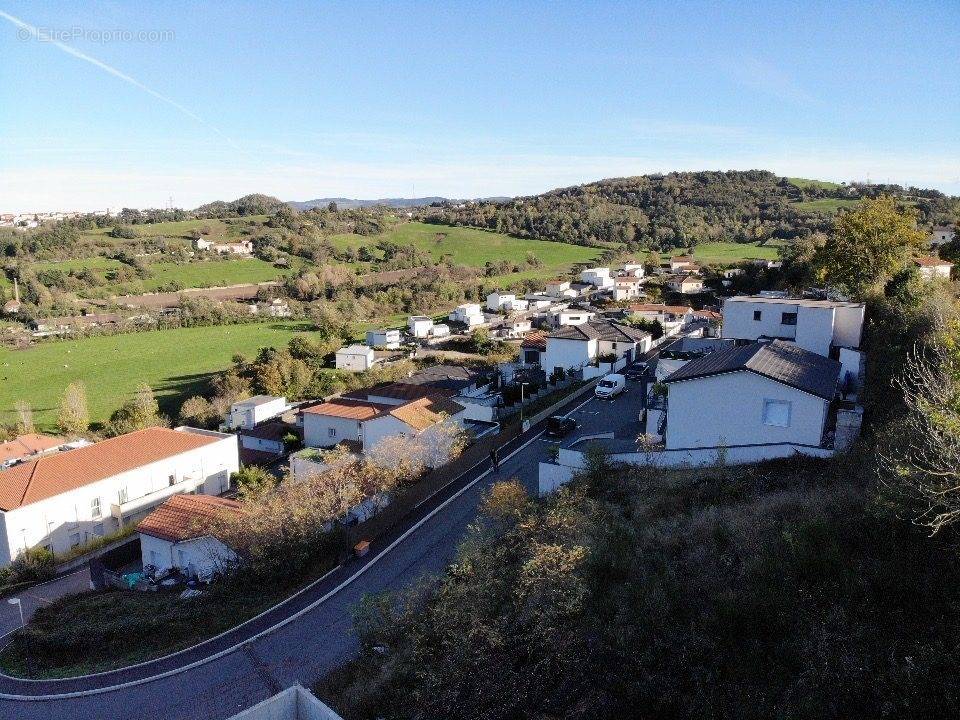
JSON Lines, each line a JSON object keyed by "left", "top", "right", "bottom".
{"left": 794, "top": 306, "right": 835, "bottom": 356}
{"left": 230, "top": 397, "right": 286, "bottom": 430}
{"left": 665, "top": 371, "right": 829, "bottom": 450}
{"left": 335, "top": 350, "right": 373, "bottom": 372}
{"left": 302, "top": 413, "right": 362, "bottom": 448}
{"left": 833, "top": 304, "right": 865, "bottom": 348}
{"left": 543, "top": 337, "right": 596, "bottom": 374}
{"left": 228, "top": 685, "right": 343, "bottom": 720}
{"left": 140, "top": 533, "right": 236, "bottom": 576}
{"left": 0, "top": 433, "right": 237, "bottom": 566}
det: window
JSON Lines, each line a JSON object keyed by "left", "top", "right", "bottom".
{"left": 90, "top": 496, "right": 101, "bottom": 519}
{"left": 753, "top": 310, "right": 762, "bottom": 321}
{"left": 328, "top": 427, "right": 337, "bottom": 438}
{"left": 781, "top": 312, "right": 798, "bottom": 326}
{"left": 118, "top": 487, "right": 128, "bottom": 504}
{"left": 168, "top": 474, "right": 176, "bottom": 487}
{"left": 762, "top": 399, "right": 792, "bottom": 427}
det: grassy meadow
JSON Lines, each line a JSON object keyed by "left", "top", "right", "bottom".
{"left": 793, "top": 198, "right": 859, "bottom": 214}
{"left": 658, "top": 241, "right": 780, "bottom": 265}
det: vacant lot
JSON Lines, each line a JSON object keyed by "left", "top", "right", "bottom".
{"left": 0, "top": 321, "right": 316, "bottom": 431}
{"left": 330, "top": 222, "right": 601, "bottom": 275}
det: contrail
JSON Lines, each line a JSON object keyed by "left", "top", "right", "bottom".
{"left": 0, "top": 9, "right": 244, "bottom": 152}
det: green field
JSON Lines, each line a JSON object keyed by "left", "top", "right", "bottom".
{"left": 787, "top": 177, "right": 843, "bottom": 191}
{"left": 329, "top": 222, "right": 601, "bottom": 275}
{"left": 793, "top": 198, "right": 859, "bottom": 214}
{"left": 77, "top": 216, "right": 269, "bottom": 248}
{"left": 0, "top": 322, "right": 317, "bottom": 431}
{"left": 660, "top": 241, "right": 780, "bottom": 265}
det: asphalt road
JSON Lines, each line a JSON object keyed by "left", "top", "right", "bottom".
{"left": 0, "top": 389, "right": 613, "bottom": 720}
{"left": 0, "top": 568, "right": 91, "bottom": 641}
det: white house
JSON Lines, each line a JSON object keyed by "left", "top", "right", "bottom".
{"left": 613, "top": 277, "right": 645, "bottom": 301}
{"left": 449, "top": 303, "right": 484, "bottom": 325}
{"left": 580, "top": 267, "right": 614, "bottom": 289}
{"left": 557, "top": 309, "right": 595, "bottom": 326}
{"left": 335, "top": 344, "right": 376, "bottom": 372}
{"left": 653, "top": 337, "right": 736, "bottom": 381}
{"left": 542, "top": 321, "right": 652, "bottom": 375}
{"left": 929, "top": 226, "right": 955, "bottom": 247}
{"left": 486, "top": 291, "right": 515, "bottom": 312}
{"left": 0, "top": 427, "right": 238, "bottom": 566}
{"left": 429, "top": 323, "right": 451, "bottom": 338}
{"left": 659, "top": 340, "right": 841, "bottom": 450}
{"left": 500, "top": 319, "right": 532, "bottom": 338}
{"left": 408, "top": 315, "right": 434, "bottom": 338}
{"left": 505, "top": 298, "right": 529, "bottom": 312}
{"left": 721, "top": 296, "right": 865, "bottom": 357}
{"left": 620, "top": 263, "right": 645, "bottom": 278}
{"left": 915, "top": 256, "right": 953, "bottom": 280}
{"left": 366, "top": 328, "right": 401, "bottom": 349}
{"left": 138, "top": 494, "right": 242, "bottom": 578}
{"left": 520, "top": 331, "right": 547, "bottom": 366}
{"left": 666, "top": 275, "right": 704, "bottom": 295}
{"left": 545, "top": 279, "right": 576, "bottom": 298}
{"left": 628, "top": 303, "right": 694, "bottom": 335}
{"left": 229, "top": 396, "right": 287, "bottom": 431}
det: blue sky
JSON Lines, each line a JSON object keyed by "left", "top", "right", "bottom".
{"left": 1, "top": 0, "right": 958, "bottom": 212}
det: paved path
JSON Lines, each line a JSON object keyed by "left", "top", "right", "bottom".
{"left": 0, "top": 389, "right": 617, "bottom": 720}
{"left": 0, "top": 568, "right": 91, "bottom": 642}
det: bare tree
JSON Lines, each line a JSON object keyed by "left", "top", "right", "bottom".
{"left": 880, "top": 340, "right": 960, "bottom": 533}
{"left": 57, "top": 382, "right": 89, "bottom": 437}
{"left": 14, "top": 400, "right": 34, "bottom": 435}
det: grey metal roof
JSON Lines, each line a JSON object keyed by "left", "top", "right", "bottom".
{"left": 663, "top": 340, "right": 841, "bottom": 399}
{"left": 548, "top": 320, "right": 651, "bottom": 343}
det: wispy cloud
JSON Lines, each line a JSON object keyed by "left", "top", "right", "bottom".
{"left": 722, "top": 55, "right": 819, "bottom": 107}
{"left": 0, "top": 9, "right": 244, "bottom": 152}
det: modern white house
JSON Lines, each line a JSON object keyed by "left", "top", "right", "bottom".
{"left": 335, "top": 344, "right": 376, "bottom": 372}
{"left": 628, "top": 303, "right": 694, "bottom": 335}
{"left": 408, "top": 315, "right": 434, "bottom": 338}
{"left": 449, "top": 303, "right": 484, "bottom": 326}
{"left": 721, "top": 296, "right": 865, "bottom": 357}
{"left": 653, "top": 337, "right": 737, "bottom": 381}
{"left": 915, "top": 256, "right": 953, "bottom": 280}
{"left": 505, "top": 298, "right": 529, "bottom": 312}
{"left": 429, "top": 323, "right": 451, "bottom": 338}
{"left": 613, "top": 277, "right": 645, "bottom": 301}
{"left": 929, "top": 225, "right": 956, "bottom": 247}
{"left": 658, "top": 340, "right": 841, "bottom": 451}
{"left": 0, "top": 427, "right": 239, "bottom": 566}
{"left": 545, "top": 279, "right": 574, "bottom": 298}
{"left": 542, "top": 321, "right": 652, "bottom": 375}
{"left": 138, "top": 494, "right": 242, "bottom": 578}
{"left": 500, "top": 319, "right": 532, "bottom": 338}
{"left": 621, "top": 262, "right": 645, "bottom": 278}
{"left": 238, "top": 421, "right": 289, "bottom": 459}
{"left": 486, "top": 291, "right": 515, "bottom": 312}
{"left": 229, "top": 396, "right": 287, "bottom": 431}
{"left": 366, "top": 328, "right": 401, "bottom": 349}
{"left": 665, "top": 275, "right": 704, "bottom": 294}
{"left": 580, "top": 267, "right": 614, "bottom": 289}
{"left": 557, "top": 309, "right": 595, "bottom": 326}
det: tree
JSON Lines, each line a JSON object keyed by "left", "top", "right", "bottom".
{"left": 107, "top": 383, "right": 167, "bottom": 436}
{"left": 179, "top": 396, "right": 215, "bottom": 428}
{"left": 817, "top": 196, "right": 926, "bottom": 297}
{"left": 14, "top": 400, "right": 34, "bottom": 435}
{"left": 57, "top": 382, "right": 89, "bottom": 436}
{"left": 231, "top": 465, "right": 277, "bottom": 500}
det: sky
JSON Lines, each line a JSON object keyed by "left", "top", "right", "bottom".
{"left": 1, "top": 0, "right": 958, "bottom": 213}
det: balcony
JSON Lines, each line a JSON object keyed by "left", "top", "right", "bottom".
{"left": 110, "top": 474, "right": 205, "bottom": 522}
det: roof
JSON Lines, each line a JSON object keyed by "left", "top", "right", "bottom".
{"left": 0, "top": 428, "right": 223, "bottom": 511}
{"left": 0, "top": 434, "right": 65, "bottom": 466}
{"left": 302, "top": 399, "right": 394, "bottom": 421}
{"left": 137, "top": 494, "right": 243, "bottom": 543}
{"left": 628, "top": 303, "right": 693, "bottom": 315}
{"left": 724, "top": 296, "right": 863, "bottom": 309}
{"left": 233, "top": 395, "right": 284, "bottom": 408}
{"left": 402, "top": 364, "right": 491, "bottom": 391}
{"left": 346, "top": 382, "right": 456, "bottom": 402}
{"left": 241, "top": 421, "right": 293, "bottom": 442}
{"left": 548, "top": 320, "right": 651, "bottom": 343}
{"left": 915, "top": 256, "right": 953, "bottom": 267}
{"left": 337, "top": 344, "right": 374, "bottom": 355}
{"left": 389, "top": 396, "right": 464, "bottom": 431}
{"left": 664, "top": 340, "right": 841, "bottom": 400}
{"left": 521, "top": 331, "right": 547, "bottom": 351}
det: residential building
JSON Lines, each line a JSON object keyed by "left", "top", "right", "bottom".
{"left": 392, "top": 364, "right": 494, "bottom": 397}
{"left": 520, "top": 330, "right": 547, "bottom": 365}
{"left": 620, "top": 262, "right": 645, "bottom": 278}
{"left": 238, "top": 421, "right": 290, "bottom": 462}
{"left": 0, "top": 427, "right": 238, "bottom": 566}
{"left": 653, "top": 337, "right": 736, "bottom": 381}
{"left": 523, "top": 294, "right": 554, "bottom": 310}
{"left": 366, "top": 328, "right": 401, "bottom": 349}
{"left": 721, "top": 296, "right": 865, "bottom": 356}
{"left": 580, "top": 267, "right": 614, "bottom": 289}
{"left": 929, "top": 225, "right": 956, "bottom": 247}
{"left": 915, "top": 256, "right": 953, "bottom": 280}
{"left": 505, "top": 298, "right": 529, "bottom": 312}
{"left": 429, "top": 323, "right": 451, "bottom": 338}
{"left": 449, "top": 303, "right": 484, "bottom": 325}
{"left": 660, "top": 340, "right": 841, "bottom": 450}
{"left": 335, "top": 344, "right": 375, "bottom": 372}
{"left": 500, "top": 319, "right": 532, "bottom": 338}
{"left": 138, "top": 494, "right": 242, "bottom": 578}
{"left": 670, "top": 256, "right": 695, "bottom": 272}
{"left": 229, "top": 396, "right": 287, "bottom": 430}
{"left": 542, "top": 320, "right": 652, "bottom": 375}
{"left": 545, "top": 279, "right": 572, "bottom": 297}
{"left": 557, "top": 309, "right": 595, "bottom": 326}
{"left": 486, "top": 291, "right": 515, "bottom": 312}
{"left": 0, "top": 434, "right": 66, "bottom": 469}
{"left": 408, "top": 315, "right": 434, "bottom": 338}
{"left": 628, "top": 303, "right": 694, "bottom": 334}
{"left": 613, "top": 277, "right": 644, "bottom": 301}
{"left": 665, "top": 275, "right": 704, "bottom": 294}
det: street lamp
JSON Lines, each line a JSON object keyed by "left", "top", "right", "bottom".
{"left": 7, "top": 597, "right": 24, "bottom": 628}
{"left": 519, "top": 382, "right": 531, "bottom": 426}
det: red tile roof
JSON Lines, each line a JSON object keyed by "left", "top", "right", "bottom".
{"left": 138, "top": 494, "right": 243, "bottom": 543}
{"left": 301, "top": 399, "right": 393, "bottom": 421}
{"left": 344, "top": 383, "right": 456, "bottom": 402}
{"left": 628, "top": 303, "right": 693, "bottom": 315}
{"left": 389, "top": 396, "right": 464, "bottom": 431}
{"left": 915, "top": 256, "right": 953, "bottom": 267}
{"left": 0, "top": 434, "right": 64, "bottom": 466}
{"left": 521, "top": 330, "right": 548, "bottom": 351}
{"left": 0, "top": 428, "right": 223, "bottom": 511}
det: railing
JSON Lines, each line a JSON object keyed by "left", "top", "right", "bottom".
{"left": 110, "top": 475, "right": 205, "bottom": 520}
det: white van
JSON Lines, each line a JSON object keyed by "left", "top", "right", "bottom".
{"left": 595, "top": 373, "right": 626, "bottom": 399}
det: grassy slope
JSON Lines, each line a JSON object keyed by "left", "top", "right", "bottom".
{"left": 77, "top": 216, "right": 269, "bottom": 247}
{"left": 657, "top": 241, "right": 780, "bottom": 265}
{"left": 787, "top": 177, "right": 843, "bottom": 191}
{"left": 0, "top": 322, "right": 316, "bottom": 430}
{"left": 793, "top": 198, "right": 859, "bottom": 214}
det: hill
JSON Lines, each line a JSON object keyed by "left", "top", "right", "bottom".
{"left": 288, "top": 197, "right": 449, "bottom": 211}
{"left": 194, "top": 193, "right": 287, "bottom": 217}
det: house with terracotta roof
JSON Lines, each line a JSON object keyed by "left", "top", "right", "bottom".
{"left": 915, "top": 256, "right": 953, "bottom": 281}
{"left": 0, "top": 427, "right": 238, "bottom": 566}
{"left": 301, "top": 395, "right": 465, "bottom": 465}
{"left": 0, "top": 433, "right": 66, "bottom": 469}
{"left": 138, "top": 494, "right": 243, "bottom": 579}
{"left": 520, "top": 330, "right": 548, "bottom": 365}
{"left": 665, "top": 274, "right": 705, "bottom": 295}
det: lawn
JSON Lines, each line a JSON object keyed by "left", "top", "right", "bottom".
{"left": 786, "top": 177, "right": 843, "bottom": 191}
{"left": 78, "top": 216, "right": 269, "bottom": 247}
{"left": 659, "top": 241, "right": 780, "bottom": 265}
{"left": 0, "top": 321, "right": 318, "bottom": 431}
{"left": 329, "top": 222, "right": 601, "bottom": 275}
{"left": 792, "top": 198, "right": 859, "bottom": 214}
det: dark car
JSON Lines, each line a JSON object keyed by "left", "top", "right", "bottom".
{"left": 545, "top": 415, "right": 578, "bottom": 437}
{"left": 624, "top": 363, "right": 647, "bottom": 381}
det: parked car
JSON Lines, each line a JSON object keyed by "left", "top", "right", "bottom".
{"left": 595, "top": 373, "right": 626, "bottom": 399}
{"left": 624, "top": 363, "right": 647, "bottom": 381}
{"left": 545, "top": 415, "right": 578, "bottom": 437}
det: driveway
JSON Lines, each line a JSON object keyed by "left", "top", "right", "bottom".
{"left": 0, "top": 392, "right": 594, "bottom": 720}
{"left": 0, "top": 568, "right": 92, "bottom": 643}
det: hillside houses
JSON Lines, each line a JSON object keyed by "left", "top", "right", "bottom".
{"left": 541, "top": 320, "right": 652, "bottom": 376}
